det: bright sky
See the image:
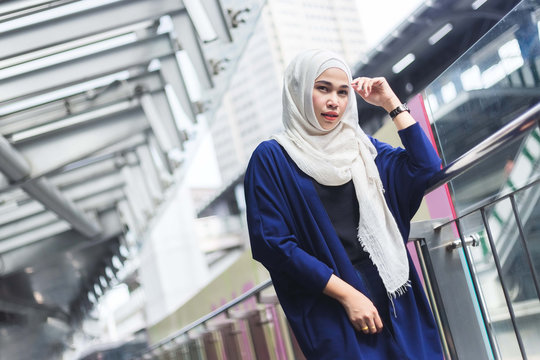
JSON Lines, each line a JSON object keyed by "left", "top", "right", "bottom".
{"left": 356, "top": 0, "right": 427, "bottom": 49}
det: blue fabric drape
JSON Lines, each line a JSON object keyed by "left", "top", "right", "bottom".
{"left": 244, "top": 123, "right": 444, "bottom": 359}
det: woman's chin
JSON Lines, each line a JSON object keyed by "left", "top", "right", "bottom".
{"left": 319, "top": 119, "right": 341, "bottom": 130}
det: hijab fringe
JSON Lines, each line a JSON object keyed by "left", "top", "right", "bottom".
{"left": 388, "top": 280, "right": 412, "bottom": 318}
{"left": 356, "top": 222, "right": 410, "bottom": 318}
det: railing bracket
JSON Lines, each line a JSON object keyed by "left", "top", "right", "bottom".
{"left": 446, "top": 234, "right": 480, "bottom": 251}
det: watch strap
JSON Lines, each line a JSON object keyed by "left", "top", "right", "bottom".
{"left": 389, "top": 103, "right": 410, "bottom": 119}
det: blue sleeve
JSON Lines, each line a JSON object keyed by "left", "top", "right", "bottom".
{"left": 370, "top": 123, "right": 441, "bottom": 225}
{"left": 244, "top": 142, "right": 333, "bottom": 294}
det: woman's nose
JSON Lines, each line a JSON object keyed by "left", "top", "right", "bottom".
{"left": 327, "top": 94, "right": 338, "bottom": 107}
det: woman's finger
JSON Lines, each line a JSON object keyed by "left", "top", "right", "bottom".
{"left": 359, "top": 321, "right": 370, "bottom": 334}
{"left": 363, "top": 82, "right": 369, "bottom": 96}
{"left": 352, "top": 79, "right": 363, "bottom": 91}
{"left": 352, "top": 76, "right": 367, "bottom": 84}
{"left": 374, "top": 313, "right": 384, "bottom": 333}
{"left": 351, "top": 77, "right": 368, "bottom": 94}
{"left": 365, "top": 317, "right": 378, "bottom": 334}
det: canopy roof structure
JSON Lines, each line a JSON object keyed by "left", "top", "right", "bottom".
{"left": 0, "top": 0, "right": 265, "bottom": 358}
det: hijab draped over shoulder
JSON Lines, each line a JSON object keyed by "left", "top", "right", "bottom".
{"left": 272, "top": 49, "right": 410, "bottom": 298}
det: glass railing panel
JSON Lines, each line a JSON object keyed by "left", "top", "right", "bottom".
{"left": 423, "top": 0, "right": 540, "bottom": 212}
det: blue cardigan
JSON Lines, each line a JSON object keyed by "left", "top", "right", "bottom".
{"left": 244, "top": 123, "right": 444, "bottom": 359}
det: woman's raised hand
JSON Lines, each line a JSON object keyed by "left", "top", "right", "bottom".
{"left": 351, "top": 77, "right": 401, "bottom": 113}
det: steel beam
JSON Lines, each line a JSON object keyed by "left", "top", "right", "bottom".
{"left": 0, "top": 66, "right": 146, "bottom": 119}
{"left": 0, "top": 201, "right": 45, "bottom": 226}
{"left": 0, "top": 186, "right": 124, "bottom": 240}
{"left": 200, "top": 0, "right": 232, "bottom": 42}
{"left": 0, "top": 134, "right": 142, "bottom": 194}
{"left": 11, "top": 99, "right": 139, "bottom": 144}
{"left": 147, "top": 132, "right": 174, "bottom": 176}
{"left": 0, "top": 0, "right": 187, "bottom": 59}
{"left": 117, "top": 199, "right": 140, "bottom": 235}
{"left": 51, "top": 158, "right": 120, "bottom": 189}
{"left": 1, "top": 20, "right": 154, "bottom": 70}
{"left": 170, "top": 11, "right": 213, "bottom": 89}
{"left": 0, "top": 135, "right": 31, "bottom": 179}
{"left": 0, "top": 212, "right": 59, "bottom": 240}
{"left": 0, "top": 221, "right": 71, "bottom": 253}
{"left": 121, "top": 165, "right": 152, "bottom": 223}
{"left": 0, "top": 1, "right": 81, "bottom": 20}
{"left": 85, "top": 205, "right": 124, "bottom": 240}
{"left": 136, "top": 144, "right": 164, "bottom": 202}
{"left": 13, "top": 107, "right": 149, "bottom": 177}
{"left": 0, "top": 33, "right": 174, "bottom": 103}
{"left": 152, "top": 89, "right": 187, "bottom": 149}
{"left": 90, "top": 133, "right": 147, "bottom": 161}
{"left": 139, "top": 93, "right": 179, "bottom": 152}
{"left": 0, "top": 105, "right": 147, "bottom": 237}
{"left": 0, "top": 134, "right": 102, "bottom": 237}
{"left": 0, "top": 194, "right": 126, "bottom": 255}
{"left": 62, "top": 172, "right": 125, "bottom": 203}
{"left": 22, "top": 178, "right": 102, "bottom": 237}
{"left": 130, "top": 158, "right": 157, "bottom": 211}
{"left": 78, "top": 188, "right": 125, "bottom": 213}
{"left": 159, "top": 55, "right": 197, "bottom": 123}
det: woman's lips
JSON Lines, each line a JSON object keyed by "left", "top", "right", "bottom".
{"left": 322, "top": 112, "right": 338, "bottom": 120}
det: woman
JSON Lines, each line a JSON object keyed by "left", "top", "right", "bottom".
{"left": 244, "top": 49, "right": 444, "bottom": 359}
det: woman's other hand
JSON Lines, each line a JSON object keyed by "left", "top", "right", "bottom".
{"left": 341, "top": 288, "right": 383, "bottom": 334}
{"left": 323, "top": 274, "right": 383, "bottom": 334}
{"left": 351, "top": 77, "right": 400, "bottom": 113}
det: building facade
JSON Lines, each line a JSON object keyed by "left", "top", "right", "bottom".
{"left": 210, "top": 0, "right": 367, "bottom": 185}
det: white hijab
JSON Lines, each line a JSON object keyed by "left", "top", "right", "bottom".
{"left": 273, "top": 49, "right": 410, "bottom": 298}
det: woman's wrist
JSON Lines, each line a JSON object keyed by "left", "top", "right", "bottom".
{"left": 382, "top": 96, "right": 402, "bottom": 113}
{"left": 324, "top": 274, "right": 358, "bottom": 304}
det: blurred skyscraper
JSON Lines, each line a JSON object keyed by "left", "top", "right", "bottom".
{"left": 210, "top": 0, "right": 366, "bottom": 185}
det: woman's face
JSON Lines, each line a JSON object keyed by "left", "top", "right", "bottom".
{"left": 312, "top": 67, "right": 349, "bottom": 130}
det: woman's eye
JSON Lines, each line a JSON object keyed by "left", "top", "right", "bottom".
{"left": 316, "top": 86, "right": 328, "bottom": 92}
{"left": 339, "top": 90, "right": 349, "bottom": 96}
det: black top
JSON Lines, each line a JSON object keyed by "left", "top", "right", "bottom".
{"left": 312, "top": 180, "right": 369, "bottom": 264}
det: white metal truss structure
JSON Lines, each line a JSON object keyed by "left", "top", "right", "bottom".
{"left": 0, "top": 0, "right": 265, "bottom": 359}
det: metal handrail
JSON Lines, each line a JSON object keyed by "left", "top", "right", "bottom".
{"left": 137, "top": 103, "right": 540, "bottom": 358}
{"left": 139, "top": 279, "right": 273, "bottom": 357}
{"left": 426, "top": 102, "right": 540, "bottom": 193}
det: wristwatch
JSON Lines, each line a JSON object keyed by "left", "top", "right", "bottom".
{"left": 389, "top": 103, "right": 410, "bottom": 119}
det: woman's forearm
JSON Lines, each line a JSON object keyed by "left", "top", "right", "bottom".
{"left": 323, "top": 274, "right": 359, "bottom": 302}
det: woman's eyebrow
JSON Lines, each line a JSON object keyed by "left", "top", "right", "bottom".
{"left": 314, "top": 80, "right": 332, "bottom": 86}
{"left": 314, "top": 80, "right": 349, "bottom": 88}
